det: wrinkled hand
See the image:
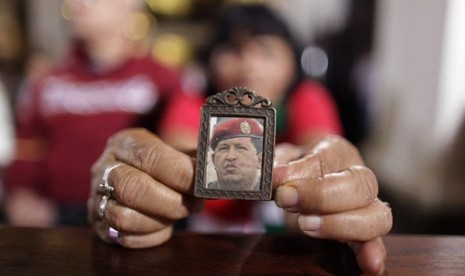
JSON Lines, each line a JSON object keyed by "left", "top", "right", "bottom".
{"left": 273, "top": 136, "right": 392, "bottom": 275}
{"left": 88, "top": 128, "right": 202, "bottom": 248}
{"left": 89, "top": 129, "right": 391, "bottom": 274}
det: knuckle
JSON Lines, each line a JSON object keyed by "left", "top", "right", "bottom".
{"left": 115, "top": 128, "right": 159, "bottom": 169}
{"left": 141, "top": 141, "right": 163, "bottom": 171}
{"left": 117, "top": 173, "right": 149, "bottom": 207}
{"left": 348, "top": 166, "right": 379, "bottom": 200}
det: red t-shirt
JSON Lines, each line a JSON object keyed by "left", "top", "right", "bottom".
{"left": 160, "top": 80, "right": 342, "bottom": 224}
{"left": 5, "top": 52, "right": 182, "bottom": 205}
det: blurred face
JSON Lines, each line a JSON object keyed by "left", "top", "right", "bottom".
{"left": 67, "top": 0, "right": 142, "bottom": 40}
{"left": 210, "top": 35, "right": 296, "bottom": 104}
{"left": 212, "top": 137, "right": 262, "bottom": 191}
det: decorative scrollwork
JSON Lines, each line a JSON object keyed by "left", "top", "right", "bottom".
{"left": 206, "top": 87, "right": 272, "bottom": 108}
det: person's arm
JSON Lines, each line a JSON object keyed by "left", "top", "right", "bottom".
{"left": 4, "top": 83, "right": 57, "bottom": 226}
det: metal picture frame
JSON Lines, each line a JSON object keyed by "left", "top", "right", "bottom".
{"left": 194, "top": 87, "right": 275, "bottom": 200}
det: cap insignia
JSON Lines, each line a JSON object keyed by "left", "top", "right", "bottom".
{"left": 240, "top": 121, "right": 251, "bottom": 134}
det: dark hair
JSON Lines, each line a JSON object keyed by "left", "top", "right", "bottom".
{"left": 203, "top": 4, "right": 303, "bottom": 100}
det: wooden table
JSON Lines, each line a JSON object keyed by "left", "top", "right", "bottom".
{"left": 0, "top": 227, "right": 464, "bottom": 275}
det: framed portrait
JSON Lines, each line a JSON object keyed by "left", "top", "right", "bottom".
{"left": 194, "top": 87, "right": 275, "bottom": 200}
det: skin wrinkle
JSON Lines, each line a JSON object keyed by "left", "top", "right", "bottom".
{"left": 356, "top": 167, "right": 378, "bottom": 202}
{"left": 113, "top": 129, "right": 195, "bottom": 194}
{"left": 163, "top": 153, "right": 196, "bottom": 194}
{"left": 112, "top": 129, "right": 150, "bottom": 169}
{"left": 323, "top": 201, "right": 390, "bottom": 242}
{"left": 115, "top": 170, "right": 148, "bottom": 209}
{"left": 142, "top": 131, "right": 195, "bottom": 194}
{"left": 315, "top": 153, "right": 325, "bottom": 178}
{"left": 108, "top": 130, "right": 198, "bottom": 222}
{"left": 112, "top": 166, "right": 189, "bottom": 220}
{"left": 285, "top": 166, "right": 378, "bottom": 214}
{"left": 152, "top": 187, "right": 184, "bottom": 220}
{"left": 309, "top": 136, "right": 364, "bottom": 175}
{"left": 320, "top": 167, "right": 378, "bottom": 212}
{"left": 127, "top": 138, "right": 145, "bottom": 169}
{"left": 274, "top": 153, "right": 321, "bottom": 189}
{"left": 139, "top": 138, "right": 162, "bottom": 173}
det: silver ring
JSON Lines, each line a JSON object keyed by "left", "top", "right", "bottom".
{"left": 108, "top": 227, "right": 119, "bottom": 243}
{"left": 98, "top": 163, "right": 123, "bottom": 195}
{"left": 98, "top": 195, "right": 110, "bottom": 220}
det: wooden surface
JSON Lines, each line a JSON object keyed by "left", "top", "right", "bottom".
{"left": 0, "top": 227, "right": 464, "bottom": 275}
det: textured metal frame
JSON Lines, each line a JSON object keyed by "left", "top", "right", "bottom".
{"left": 194, "top": 87, "right": 275, "bottom": 200}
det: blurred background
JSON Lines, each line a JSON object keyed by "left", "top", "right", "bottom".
{"left": 0, "top": 0, "right": 464, "bottom": 234}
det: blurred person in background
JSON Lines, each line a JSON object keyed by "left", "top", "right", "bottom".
{"left": 159, "top": 4, "right": 343, "bottom": 233}
{"left": 87, "top": 5, "right": 392, "bottom": 274}
{"left": 4, "top": 0, "right": 183, "bottom": 226}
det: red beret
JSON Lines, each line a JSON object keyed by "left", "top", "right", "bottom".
{"left": 210, "top": 118, "right": 263, "bottom": 150}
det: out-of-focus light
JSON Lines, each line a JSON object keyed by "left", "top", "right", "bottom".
{"left": 145, "top": 0, "right": 192, "bottom": 17}
{"left": 224, "top": 0, "right": 267, "bottom": 4}
{"left": 61, "top": 0, "right": 73, "bottom": 21}
{"left": 300, "top": 46, "right": 329, "bottom": 78}
{"left": 152, "top": 34, "right": 192, "bottom": 68}
{"left": 124, "top": 12, "right": 156, "bottom": 41}
{"left": 0, "top": 12, "right": 22, "bottom": 60}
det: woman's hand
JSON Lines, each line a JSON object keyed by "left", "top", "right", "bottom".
{"left": 89, "top": 129, "right": 391, "bottom": 274}
{"left": 273, "top": 136, "right": 392, "bottom": 275}
{"left": 87, "top": 128, "right": 202, "bottom": 248}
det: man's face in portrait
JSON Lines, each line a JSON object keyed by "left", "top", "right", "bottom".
{"left": 212, "top": 136, "right": 262, "bottom": 191}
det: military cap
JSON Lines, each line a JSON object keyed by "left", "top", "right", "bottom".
{"left": 210, "top": 118, "right": 263, "bottom": 150}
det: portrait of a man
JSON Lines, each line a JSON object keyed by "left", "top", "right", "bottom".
{"left": 207, "top": 117, "right": 264, "bottom": 191}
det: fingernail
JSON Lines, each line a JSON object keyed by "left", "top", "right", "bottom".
{"left": 275, "top": 186, "right": 298, "bottom": 210}
{"left": 298, "top": 215, "right": 321, "bottom": 231}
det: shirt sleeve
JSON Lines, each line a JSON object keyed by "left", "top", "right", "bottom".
{"left": 4, "top": 82, "right": 47, "bottom": 194}
{"left": 159, "top": 91, "right": 204, "bottom": 140}
{"left": 286, "top": 81, "right": 343, "bottom": 143}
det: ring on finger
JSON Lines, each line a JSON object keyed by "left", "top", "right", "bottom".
{"left": 98, "top": 163, "right": 123, "bottom": 195}
{"left": 98, "top": 195, "right": 110, "bottom": 220}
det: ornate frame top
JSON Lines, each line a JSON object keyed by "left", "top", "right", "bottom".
{"left": 206, "top": 87, "right": 272, "bottom": 108}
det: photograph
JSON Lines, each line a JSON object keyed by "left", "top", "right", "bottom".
{"left": 206, "top": 117, "right": 264, "bottom": 192}
{"left": 194, "top": 87, "right": 275, "bottom": 200}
